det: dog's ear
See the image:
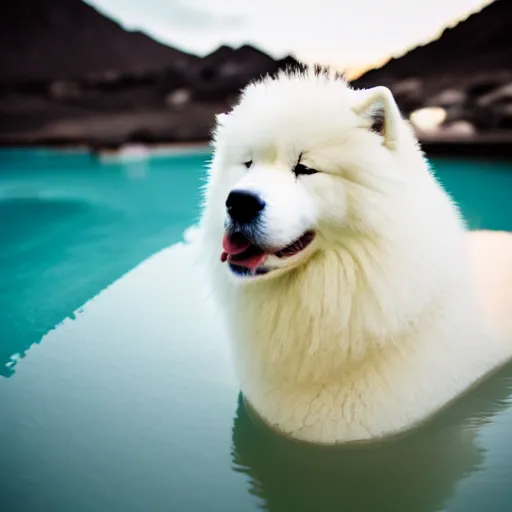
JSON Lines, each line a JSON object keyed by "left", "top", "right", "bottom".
{"left": 353, "top": 86, "right": 401, "bottom": 149}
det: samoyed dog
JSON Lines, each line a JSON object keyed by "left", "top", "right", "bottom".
{"left": 198, "top": 68, "right": 512, "bottom": 444}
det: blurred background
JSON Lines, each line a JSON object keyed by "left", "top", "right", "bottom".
{"left": 0, "top": 0, "right": 511, "bottom": 154}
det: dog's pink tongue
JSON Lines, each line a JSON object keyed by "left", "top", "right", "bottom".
{"left": 222, "top": 233, "right": 251, "bottom": 255}
{"left": 221, "top": 233, "right": 266, "bottom": 270}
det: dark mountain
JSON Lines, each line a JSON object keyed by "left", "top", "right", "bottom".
{"left": 353, "top": 0, "right": 511, "bottom": 91}
{"left": 0, "top": 0, "right": 197, "bottom": 85}
{"left": 0, "top": 0, "right": 509, "bottom": 148}
{"left": 197, "top": 45, "right": 287, "bottom": 79}
{"left": 193, "top": 45, "right": 302, "bottom": 100}
{"left": 351, "top": 0, "right": 512, "bottom": 136}
{"left": 0, "top": 1, "right": 302, "bottom": 146}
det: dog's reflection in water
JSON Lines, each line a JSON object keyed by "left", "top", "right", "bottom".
{"left": 231, "top": 364, "right": 512, "bottom": 512}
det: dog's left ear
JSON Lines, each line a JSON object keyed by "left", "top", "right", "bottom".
{"left": 353, "top": 86, "right": 401, "bottom": 149}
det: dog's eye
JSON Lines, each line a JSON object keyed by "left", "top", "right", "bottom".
{"left": 293, "top": 163, "right": 318, "bottom": 176}
{"left": 243, "top": 160, "right": 253, "bottom": 169}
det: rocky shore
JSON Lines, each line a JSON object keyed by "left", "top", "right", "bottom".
{"left": 1, "top": 0, "right": 511, "bottom": 156}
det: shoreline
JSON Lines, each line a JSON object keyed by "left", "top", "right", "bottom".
{"left": 1, "top": 136, "right": 512, "bottom": 160}
{"left": 419, "top": 133, "right": 512, "bottom": 159}
{"left": 92, "top": 141, "right": 211, "bottom": 157}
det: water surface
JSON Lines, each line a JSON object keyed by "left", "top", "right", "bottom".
{"left": 1, "top": 149, "right": 511, "bottom": 512}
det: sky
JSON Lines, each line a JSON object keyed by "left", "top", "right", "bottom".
{"left": 85, "top": 0, "right": 492, "bottom": 71}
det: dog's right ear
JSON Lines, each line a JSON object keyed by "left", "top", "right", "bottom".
{"left": 353, "top": 87, "right": 401, "bottom": 150}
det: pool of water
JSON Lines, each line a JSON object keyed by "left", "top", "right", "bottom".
{"left": 1, "top": 149, "right": 512, "bottom": 512}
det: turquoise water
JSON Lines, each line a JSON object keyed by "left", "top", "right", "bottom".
{"left": 0, "top": 149, "right": 207, "bottom": 377}
{"left": 0, "top": 149, "right": 511, "bottom": 512}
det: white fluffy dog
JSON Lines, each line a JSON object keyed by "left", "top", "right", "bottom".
{"left": 199, "top": 68, "right": 512, "bottom": 444}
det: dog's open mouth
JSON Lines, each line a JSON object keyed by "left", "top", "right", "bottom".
{"left": 220, "top": 231, "right": 315, "bottom": 277}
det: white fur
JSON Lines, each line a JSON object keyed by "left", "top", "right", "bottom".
{"left": 198, "top": 69, "right": 512, "bottom": 444}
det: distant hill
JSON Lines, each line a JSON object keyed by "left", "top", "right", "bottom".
{"left": 193, "top": 45, "right": 302, "bottom": 100}
{"left": 0, "top": 0, "right": 509, "bottom": 149}
{"left": 351, "top": 0, "right": 512, "bottom": 136}
{"left": 0, "top": 1, "right": 302, "bottom": 146}
{"left": 0, "top": 0, "right": 197, "bottom": 84}
{"left": 353, "top": 0, "right": 511, "bottom": 90}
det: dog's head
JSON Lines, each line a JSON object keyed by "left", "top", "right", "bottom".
{"left": 202, "top": 69, "right": 425, "bottom": 281}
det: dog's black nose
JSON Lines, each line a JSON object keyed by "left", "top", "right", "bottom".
{"left": 226, "top": 190, "right": 265, "bottom": 224}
